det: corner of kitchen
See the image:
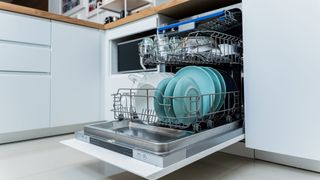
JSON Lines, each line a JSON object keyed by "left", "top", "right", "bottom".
{"left": 0, "top": 0, "right": 319, "bottom": 180}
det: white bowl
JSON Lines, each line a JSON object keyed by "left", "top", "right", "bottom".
{"left": 128, "top": 72, "right": 174, "bottom": 119}
{"left": 218, "top": 44, "right": 238, "bottom": 56}
{"left": 183, "top": 36, "right": 215, "bottom": 54}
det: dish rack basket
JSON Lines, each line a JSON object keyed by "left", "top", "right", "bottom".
{"left": 157, "top": 9, "right": 242, "bottom": 34}
{"left": 139, "top": 8, "right": 243, "bottom": 66}
{"left": 140, "top": 30, "right": 243, "bottom": 66}
{"left": 112, "top": 88, "right": 241, "bottom": 132}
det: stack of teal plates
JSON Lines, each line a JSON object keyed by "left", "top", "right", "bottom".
{"left": 154, "top": 66, "right": 234, "bottom": 126}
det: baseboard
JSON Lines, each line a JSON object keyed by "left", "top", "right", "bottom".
{"left": 0, "top": 122, "right": 101, "bottom": 144}
{"left": 220, "top": 142, "right": 320, "bottom": 173}
{"left": 220, "top": 141, "right": 255, "bottom": 158}
{"left": 255, "top": 150, "right": 320, "bottom": 173}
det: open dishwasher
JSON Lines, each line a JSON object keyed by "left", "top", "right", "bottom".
{"left": 63, "top": 3, "right": 244, "bottom": 179}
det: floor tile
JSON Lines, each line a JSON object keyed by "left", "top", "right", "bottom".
{"left": 0, "top": 135, "right": 319, "bottom": 180}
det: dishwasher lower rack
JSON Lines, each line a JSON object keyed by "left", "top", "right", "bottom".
{"left": 76, "top": 119, "right": 244, "bottom": 168}
{"left": 112, "top": 88, "right": 241, "bottom": 131}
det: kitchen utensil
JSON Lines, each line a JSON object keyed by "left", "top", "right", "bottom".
{"left": 202, "top": 67, "right": 222, "bottom": 112}
{"left": 154, "top": 35, "right": 170, "bottom": 62}
{"left": 139, "top": 37, "right": 154, "bottom": 57}
{"left": 218, "top": 70, "right": 238, "bottom": 110}
{"left": 218, "top": 44, "right": 238, "bottom": 56}
{"left": 211, "top": 48, "right": 223, "bottom": 56}
{"left": 175, "top": 66, "right": 215, "bottom": 116}
{"left": 183, "top": 36, "right": 215, "bottom": 54}
{"left": 207, "top": 67, "right": 226, "bottom": 111}
{"left": 154, "top": 78, "right": 172, "bottom": 121}
{"left": 163, "top": 77, "right": 181, "bottom": 119}
{"left": 129, "top": 72, "right": 174, "bottom": 118}
{"left": 120, "top": 10, "right": 126, "bottom": 18}
{"left": 169, "top": 36, "right": 183, "bottom": 55}
{"left": 104, "top": 16, "right": 119, "bottom": 24}
{"left": 173, "top": 76, "right": 200, "bottom": 125}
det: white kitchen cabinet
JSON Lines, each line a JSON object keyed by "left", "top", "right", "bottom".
{"left": 0, "top": 74, "right": 50, "bottom": 134}
{"left": 0, "top": 42, "right": 50, "bottom": 72}
{"left": 51, "top": 21, "right": 101, "bottom": 127}
{"left": 244, "top": 0, "right": 320, "bottom": 161}
{"left": 0, "top": 10, "right": 51, "bottom": 45}
{"left": 107, "top": 15, "right": 163, "bottom": 40}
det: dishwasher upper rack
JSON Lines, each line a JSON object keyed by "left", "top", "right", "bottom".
{"left": 112, "top": 88, "right": 241, "bottom": 132}
{"left": 157, "top": 9, "right": 242, "bottom": 34}
{"left": 196, "top": 10, "right": 242, "bottom": 32}
{"left": 139, "top": 30, "right": 243, "bottom": 66}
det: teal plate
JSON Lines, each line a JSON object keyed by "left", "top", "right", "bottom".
{"left": 209, "top": 68, "right": 226, "bottom": 111}
{"left": 173, "top": 76, "right": 201, "bottom": 125}
{"left": 163, "top": 77, "right": 181, "bottom": 122}
{"left": 154, "top": 78, "right": 172, "bottom": 122}
{"left": 202, "top": 67, "right": 222, "bottom": 112}
{"left": 175, "top": 66, "right": 215, "bottom": 116}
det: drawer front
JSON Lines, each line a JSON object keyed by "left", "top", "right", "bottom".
{"left": 0, "top": 42, "right": 50, "bottom": 72}
{"left": 0, "top": 11, "right": 51, "bottom": 45}
{"left": 107, "top": 15, "right": 158, "bottom": 40}
{"left": 0, "top": 74, "right": 50, "bottom": 134}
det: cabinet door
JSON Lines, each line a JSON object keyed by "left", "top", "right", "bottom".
{"left": 0, "top": 42, "right": 51, "bottom": 72}
{"left": 244, "top": 0, "right": 320, "bottom": 160}
{"left": 51, "top": 21, "right": 101, "bottom": 127}
{"left": 0, "top": 10, "right": 50, "bottom": 45}
{"left": 0, "top": 74, "right": 50, "bottom": 133}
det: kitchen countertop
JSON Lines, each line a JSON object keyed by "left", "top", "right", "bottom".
{"left": 104, "top": 0, "right": 241, "bottom": 29}
{"left": 0, "top": 2, "right": 104, "bottom": 29}
{"left": 104, "top": 0, "right": 189, "bottom": 29}
{"left": 0, "top": 0, "right": 240, "bottom": 30}
{"left": 0, "top": 1, "right": 189, "bottom": 30}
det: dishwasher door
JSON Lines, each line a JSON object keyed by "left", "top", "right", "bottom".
{"left": 61, "top": 130, "right": 244, "bottom": 179}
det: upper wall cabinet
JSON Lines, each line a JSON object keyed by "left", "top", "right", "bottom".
{"left": 51, "top": 21, "right": 101, "bottom": 127}
{"left": 0, "top": 10, "right": 50, "bottom": 45}
{"left": 243, "top": 0, "right": 320, "bottom": 161}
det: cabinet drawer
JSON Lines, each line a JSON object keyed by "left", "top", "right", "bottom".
{"left": 0, "top": 11, "right": 50, "bottom": 45}
{"left": 0, "top": 42, "right": 50, "bottom": 72}
{"left": 107, "top": 15, "right": 159, "bottom": 40}
{"left": 0, "top": 74, "right": 50, "bottom": 134}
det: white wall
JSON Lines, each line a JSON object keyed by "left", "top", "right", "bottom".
{"left": 49, "top": 0, "right": 87, "bottom": 20}
{"left": 48, "top": 0, "right": 61, "bottom": 14}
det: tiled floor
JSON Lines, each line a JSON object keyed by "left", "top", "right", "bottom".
{"left": 0, "top": 135, "right": 319, "bottom": 180}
